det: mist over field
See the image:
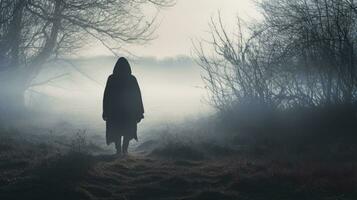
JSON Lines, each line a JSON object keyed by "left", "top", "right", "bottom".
{"left": 1, "top": 0, "right": 357, "bottom": 199}
{"left": 26, "top": 56, "right": 210, "bottom": 132}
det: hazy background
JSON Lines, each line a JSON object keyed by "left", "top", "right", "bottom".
{"left": 24, "top": 0, "right": 260, "bottom": 135}
{"left": 2, "top": 1, "right": 357, "bottom": 198}
{"left": 26, "top": 56, "right": 210, "bottom": 139}
{"left": 82, "top": 0, "right": 259, "bottom": 58}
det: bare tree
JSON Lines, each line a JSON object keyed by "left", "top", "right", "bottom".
{"left": 194, "top": 15, "right": 283, "bottom": 111}
{"left": 259, "top": 0, "right": 357, "bottom": 105}
{"left": 196, "top": 0, "right": 357, "bottom": 113}
{"left": 0, "top": 0, "right": 174, "bottom": 112}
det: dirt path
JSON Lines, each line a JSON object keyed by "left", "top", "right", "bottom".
{"left": 1, "top": 136, "right": 356, "bottom": 200}
{"left": 80, "top": 155, "right": 239, "bottom": 200}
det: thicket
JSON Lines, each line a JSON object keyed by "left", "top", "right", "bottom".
{"left": 195, "top": 0, "right": 357, "bottom": 138}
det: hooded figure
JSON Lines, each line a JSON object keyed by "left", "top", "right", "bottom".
{"left": 103, "top": 57, "right": 144, "bottom": 154}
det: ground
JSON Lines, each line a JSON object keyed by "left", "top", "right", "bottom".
{"left": 0, "top": 128, "right": 356, "bottom": 200}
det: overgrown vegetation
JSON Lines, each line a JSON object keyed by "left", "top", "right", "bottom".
{"left": 195, "top": 0, "right": 357, "bottom": 141}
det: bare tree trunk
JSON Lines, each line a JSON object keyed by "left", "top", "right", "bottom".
{"left": 0, "top": 1, "right": 26, "bottom": 115}
{"left": 0, "top": 0, "right": 173, "bottom": 117}
{"left": 0, "top": 0, "right": 62, "bottom": 114}
{"left": 0, "top": 71, "right": 27, "bottom": 119}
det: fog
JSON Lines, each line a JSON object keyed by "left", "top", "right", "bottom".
{"left": 2, "top": 1, "right": 357, "bottom": 199}
{"left": 85, "top": 0, "right": 259, "bottom": 58}
{"left": 26, "top": 56, "right": 212, "bottom": 135}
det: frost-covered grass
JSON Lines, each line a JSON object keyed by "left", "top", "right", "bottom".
{"left": 1, "top": 120, "right": 357, "bottom": 200}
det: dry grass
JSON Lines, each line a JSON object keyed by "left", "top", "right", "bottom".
{"left": 0, "top": 127, "right": 356, "bottom": 200}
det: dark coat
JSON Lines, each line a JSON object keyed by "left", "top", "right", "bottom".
{"left": 103, "top": 60, "right": 144, "bottom": 145}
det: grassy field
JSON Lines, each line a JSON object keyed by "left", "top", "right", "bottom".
{"left": 0, "top": 127, "right": 356, "bottom": 200}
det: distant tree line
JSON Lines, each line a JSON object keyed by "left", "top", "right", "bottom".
{"left": 0, "top": 0, "right": 173, "bottom": 114}
{"left": 196, "top": 0, "right": 357, "bottom": 114}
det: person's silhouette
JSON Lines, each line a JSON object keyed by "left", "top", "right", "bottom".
{"left": 103, "top": 57, "right": 144, "bottom": 155}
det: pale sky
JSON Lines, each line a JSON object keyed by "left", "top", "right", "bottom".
{"left": 83, "top": 0, "right": 259, "bottom": 58}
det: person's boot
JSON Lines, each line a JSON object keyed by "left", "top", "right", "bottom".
{"left": 122, "top": 139, "right": 129, "bottom": 155}
{"left": 116, "top": 148, "right": 121, "bottom": 155}
{"left": 115, "top": 141, "right": 122, "bottom": 156}
{"left": 122, "top": 147, "right": 128, "bottom": 155}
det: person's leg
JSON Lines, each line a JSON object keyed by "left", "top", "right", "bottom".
{"left": 115, "top": 136, "right": 122, "bottom": 154}
{"left": 122, "top": 136, "right": 130, "bottom": 154}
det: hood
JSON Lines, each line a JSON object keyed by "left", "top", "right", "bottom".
{"left": 113, "top": 57, "right": 131, "bottom": 76}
